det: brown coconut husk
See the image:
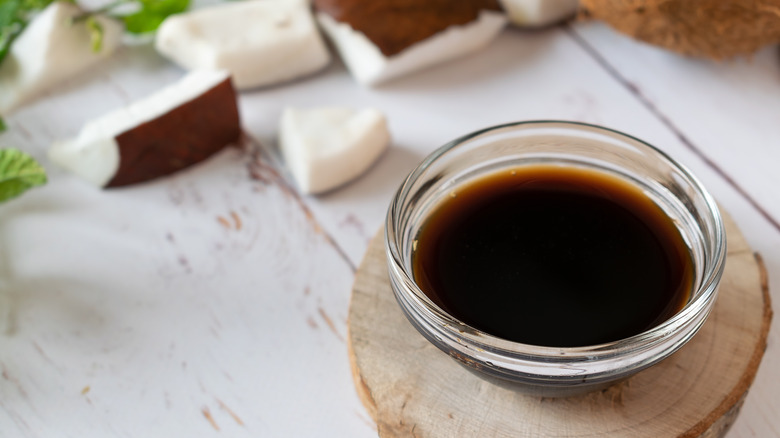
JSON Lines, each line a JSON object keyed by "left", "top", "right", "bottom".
{"left": 107, "top": 78, "right": 240, "bottom": 187}
{"left": 580, "top": 0, "right": 780, "bottom": 59}
{"left": 312, "top": 0, "right": 502, "bottom": 57}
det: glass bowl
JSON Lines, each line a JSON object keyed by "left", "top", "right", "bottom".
{"left": 384, "top": 121, "right": 726, "bottom": 396}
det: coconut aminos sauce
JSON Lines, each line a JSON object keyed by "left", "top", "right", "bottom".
{"left": 411, "top": 165, "right": 694, "bottom": 348}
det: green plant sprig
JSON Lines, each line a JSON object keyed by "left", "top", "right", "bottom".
{"left": 0, "top": 148, "right": 46, "bottom": 202}
{"left": 0, "top": 0, "right": 59, "bottom": 65}
{"left": 71, "top": 0, "right": 189, "bottom": 51}
{"left": 1, "top": 0, "right": 189, "bottom": 61}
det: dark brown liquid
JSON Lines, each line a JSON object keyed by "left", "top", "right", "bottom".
{"left": 412, "top": 166, "right": 693, "bottom": 347}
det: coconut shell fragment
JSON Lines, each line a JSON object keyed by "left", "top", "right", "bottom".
{"left": 315, "top": 0, "right": 507, "bottom": 85}
{"left": 313, "top": 0, "right": 503, "bottom": 57}
{"left": 49, "top": 70, "right": 241, "bottom": 188}
{"left": 580, "top": 0, "right": 780, "bottom": 59}
{"left": 108, "top": 78, "right": 240, "bottom": 187}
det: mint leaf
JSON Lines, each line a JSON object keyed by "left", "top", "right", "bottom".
{"left": 2, "top": 0, "right": 189, "bottom": 64}
{"left": 0, "top": 0, "right": 26, "bottom": 64}
{"left": 0, "top": 0, "right": 55, "bottom": 64}
{"left": 21, "top": 0, "right": 57, "bottom": 10}
{"left": 0, "top": 148, "right": 46, "bottom": 202}
{"left": 121, "top": 0, "right": 187, "bottom": 34}
{"left": 121, "top": 9, "right": 165, "bottom": 33}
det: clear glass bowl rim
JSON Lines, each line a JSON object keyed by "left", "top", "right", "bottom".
{"left": 385, "top": 120, "right": 727, "bottom": 363}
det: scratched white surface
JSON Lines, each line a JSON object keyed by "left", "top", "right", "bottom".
{"left": 0, "top": 19, "right": 778, "bottom": 437}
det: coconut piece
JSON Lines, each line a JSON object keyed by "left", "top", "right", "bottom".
{"left": 498, "top": 0, "right": 579, "bottom": 27}
{"left": 0, "top": 2, "right": 123, "bottom": 114}
{"left": 155, "top": 0, "right": 330, "bottom": 90}
{"left": 580, "top": 0, "right": 780, "bottom": 59}
{"left": 314, "top": 0, "right": 507, "bottom": 85}
{"left": 279, "top": 107, "right": 390, "bottom": 194}
{"left": 49, "top": 70, "right": 240, "bottom": 188}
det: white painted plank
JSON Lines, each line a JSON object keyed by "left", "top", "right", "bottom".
{"left": 0, "top": 19, "right": 777, "bottom": 436}
{"left": 0, "top": 148, "right": 374, "bottom": 437}
{"left": 0, "top": 46, "right": 373, "bottom": 436}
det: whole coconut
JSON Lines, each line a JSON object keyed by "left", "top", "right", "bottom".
{"left": 580, "top": 0, "right": 780, "bottom": 59}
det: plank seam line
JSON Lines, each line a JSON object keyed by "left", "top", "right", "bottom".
{"left": 242, "top": 131, "right": 357, "bottom": 272}
{"left": 562, "top": 24, "right": 780, "bottom": 234}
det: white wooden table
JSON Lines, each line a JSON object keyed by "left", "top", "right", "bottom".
{"left": 0, "top": 20, "right": 778, "bottom": 437}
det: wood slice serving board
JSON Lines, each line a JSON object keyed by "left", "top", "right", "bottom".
{"left": 348, "top": 213, "right": 773, "bottom": 438}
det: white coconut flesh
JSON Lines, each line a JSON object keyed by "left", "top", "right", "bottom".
{"left": 0, "top": 2, "right": 123, "bottom": 114}
{"left": 317, "top": 10, "right": 507, "bottom": 86}
{"left": 49, "top": 70, "right": 234, "bottom": 187}
{"left": 155, "top": 0, "right": 330, "bottom": 90}
{"left": 279, "top": 107, "right": 390, "bottom": 194}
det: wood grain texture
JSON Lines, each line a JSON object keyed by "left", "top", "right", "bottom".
{"left": 348, "top": 212, "right": 772, "bottom": 437}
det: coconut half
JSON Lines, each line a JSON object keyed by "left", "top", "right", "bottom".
{"left": 279, "top": 107, "right": 390, "bottom": 194}
{"left": 49, "top": 70, "right": 241, "bottom": 188}
{"left": 155, "top": 0, "right": 330, "bottom": 90}
{"left": 0, "top": 2, "right": 123, "bottom": 114}
{"left": 581, "top": 0, "right": 780, "bottom": 59}
{"left": 314, "top": 0, "right": 507, "bottom": 85}
{"left": 498, "top": 0, "right": 579, "bottom": 27}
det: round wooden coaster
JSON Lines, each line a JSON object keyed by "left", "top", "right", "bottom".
{"left": 348, "top": 212, "right": 772, "bottom": 438}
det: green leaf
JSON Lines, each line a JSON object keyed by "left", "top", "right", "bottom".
{"left": 2, "top": 0, "right": 189, "bottom": 62}
{"left": 0, "top": 0, "right": 25, "bottom": 64}
{"left": 139, "top": 0, "right": 188, "bottom": 15}
{"left": 0, "top": 148, "right": 46, "bottom": 203}
{"left": 0, "top": 0, "right": 55, "bottom": 64}
{"left": 85, "top": 14, "right": 102, "bottom": 52}
{"left": 121, "top": 0, "right": 187, "bottom": 34}
{"left": 20, "top": 0, "right": 55, "bottom": 10}
{"left": 0, "top": 116, "right": 6, "bottom": 133}
{"left": 121, "top": 10, "right": 163, "bottom": 33}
